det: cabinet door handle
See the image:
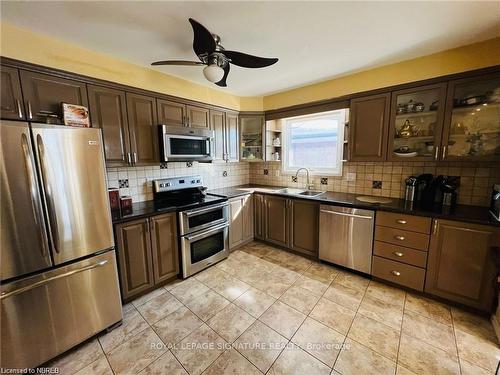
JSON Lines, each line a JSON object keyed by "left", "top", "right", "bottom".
{"left": 394, "top": 235, "right": 405, "bottom": 241}
{"left": 27, "top": 101, "right": 33, "bottom": 120}
{"left": 433, "top": 220, "right": 438, "bottom": 235}
{"left": 442, "top": 145, "right": 447, "bottom": 159}
{"left": 396, "top": 219, "right": 407, "bottom": 224}
{"left": 127, "top": 152, "right": 132, "bottom": 165}
{"left": 434, "top": 146, "right": 439, "bottom": 160}
{"left": 133, "top": 152, "right": 137, "bottom": 165}
{"left": 16, "top": 99, "right": 23, "bottom": 118}
{"left": 391, "top": 270, "right": 401, "bottom": 276}
{"left": 393, "top": 251, "right": 404, "bottom": 257}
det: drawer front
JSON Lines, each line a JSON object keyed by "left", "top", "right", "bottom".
{"left": 376, "top": 211, "right": 431, "bottom": 234}
{"left": 373, "top": 241, "right": 427, "bottom": 268}
{"left": 372, "top": 256, "right": 425, "bottom": 291}
{"left": 375, "top": 226, "right": 430, "bottom": 251}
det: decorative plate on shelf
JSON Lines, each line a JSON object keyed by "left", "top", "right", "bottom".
{"left": 394, "top": 151, "right": 418, "bottom": 157}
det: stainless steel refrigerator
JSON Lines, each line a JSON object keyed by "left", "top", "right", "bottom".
{"left": 1, "top": 121, "right": 122, "bottom": 369}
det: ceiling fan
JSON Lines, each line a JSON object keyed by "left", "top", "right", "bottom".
{"left": 151, "top": 18, "right": 278, "bottom": 87}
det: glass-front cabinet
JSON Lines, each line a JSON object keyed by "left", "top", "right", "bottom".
{"left": 240, "top": 114, "right": 265, "bottom": 161}
{"left": 442, "top": 73, "right": 500, "bottom": 161}
{"left": 388, "top": 83, "right": 447, "bottom": 161}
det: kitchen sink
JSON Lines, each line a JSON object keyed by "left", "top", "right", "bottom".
{"left": 277, "top": 188, "right": 324, "bottom": 197}
{"left": 277, "top": 188, "right": 306, "bottom": 195}
{"left": 298, "top": 190, "right": 325, "bottom": 197}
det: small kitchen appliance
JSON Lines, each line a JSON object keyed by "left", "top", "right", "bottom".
{"left": 404, "top": 176, "right": 418, "bottom": 201}
{"left": 159, "top": 125, "right": 214, "bottom": 162}
{"left": 152, "top": 176, "right": 229, "bottom": 277}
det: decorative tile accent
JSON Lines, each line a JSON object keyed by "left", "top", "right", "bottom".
{"left": 291, "top": 176, "right": 298, "bottom": 182}
{"left": 186, "top": 161, "right": 193, "bottom": 167}
{"left": 320, "top": 178, "right": 328, "bottom": 185}
{"left": 222, "top": 171, "right": 228, "bottom": 177}
{"left": 263, "top": 169, "right": 269, "bottom": 175}
{"left": 160, "top": 163, "right": 168, "bottom": 169}
{"left": 372, "top": 180, "right": 382, "bottom": 189}
{"left": 118, "top": 179, "right": 129, "bottom": 188}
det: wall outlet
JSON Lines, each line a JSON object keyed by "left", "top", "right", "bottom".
{"left": 274, "top": 170, "right": 280, "bottom": 177}
{"left": 346, "top": 172, "right": 356, "bottom": 181}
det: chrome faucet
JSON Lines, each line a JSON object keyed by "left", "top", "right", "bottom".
{"left": 295, "top": 168, "right": 314, "bottom": 190}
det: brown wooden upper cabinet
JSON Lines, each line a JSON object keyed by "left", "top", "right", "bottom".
{"left": 20, "top": 70, "right": 88, "bottom": 124}
{"left": 388, "top": 83, "right": 447, "bottom": 161}
{"left": 157, "top": 99, "right": 186, "bottom": 127}
{"left": 441, "top": 72, "right": 500, "bottom": 161}
{"left": 115, "top": 212, "right": 179, "bottom": 301}
{"left": 210, "top": 109, "right": 239, "bottom": 162}
{"left": 88, "top": 85, "right": 131, "bottom": 167}
{"left": 157, "top": 99, "right": 209, "bottom": 128}
{"left": 425, "top": 219, "right": 500, "bottom": 312}
{"left": 289, "top": 199, "right": 319, "bottom": 256}
{"left": 349, "top": 93, "right": 390, "bottom": 161}
{"left": 240, "top": 114, "right": 265, "bottom": 161}
{"left": 126, "top": 93, "right": 159, "bottom": 165}
{"left": 1, "top": 66, "right": 24, "bottom": 120}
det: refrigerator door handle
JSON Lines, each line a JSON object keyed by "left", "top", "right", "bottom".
{"left": 36, "top": 134, "right": 60, "bottom": 254}
{"left": 21, "top": 133, "right": 50, "bottom": 259}
{"left": 0, "top": 260, "right": 109, "bottom": 300}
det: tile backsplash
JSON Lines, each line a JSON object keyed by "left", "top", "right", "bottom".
{"left": 249, "top": 161, "right": 499, "bottom": 207}
{"left": 107, "top": 159, "right": 498, "bottom": 207}
{"left": 106, "top": 162, "right": 249, "bottom": 202}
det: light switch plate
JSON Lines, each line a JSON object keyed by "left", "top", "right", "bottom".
{"left": 346, "top": 172, "right": 356, "bottom": 181}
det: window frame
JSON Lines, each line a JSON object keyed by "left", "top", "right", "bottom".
{"left": 281, "top": 109, "right": 347, "bottom": 176}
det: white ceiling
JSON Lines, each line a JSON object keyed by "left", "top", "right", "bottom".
{"left": 2, "top": 1, "right": 499, "bottom": 96}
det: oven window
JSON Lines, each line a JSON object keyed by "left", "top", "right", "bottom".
{"left": 170, "top": 138, "right": 208, "bottom": 155}
{"left": 191, "top": 231, "right": 225, "bottom": 264}
{"left": 188, "top": 209, "right": 224, "bottom": 229}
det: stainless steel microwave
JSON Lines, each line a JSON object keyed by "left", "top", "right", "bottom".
{"left": 159, "top": 125, "right": 214, "bottom": 162}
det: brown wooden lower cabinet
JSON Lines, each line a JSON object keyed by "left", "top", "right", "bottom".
{"left": 425, "top": 219, "right": 500, "bottom": 312}
{"left": 289, "top": 199, "right": 319, "bottom": 256}
{"left": 256, "top": 194, "right": 319, "bottom": 256}
{"left": 115, "top": 213, "right": 179, "bottom": 300}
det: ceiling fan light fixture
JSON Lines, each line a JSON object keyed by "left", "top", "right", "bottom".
{"left": 203, "top": 64, "right": 225, "bottom": 83}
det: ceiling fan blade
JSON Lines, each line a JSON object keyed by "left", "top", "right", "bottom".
{"left": 221, "top": 50, "right": 278, "bottom": 68}
{"left": 188, "top": 18, "right": 216, "bottom": 57}
{"left": 215, "top": 65, "right": 230, "bottom": 87}
{"left": 151, "top": 60, "right": 204, "bottom": 66}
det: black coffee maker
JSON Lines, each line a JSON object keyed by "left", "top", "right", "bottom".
{"left": 415, "top": 174, "right": 459, "bottom": 209}
{"left": 439, "top": 176, "right": 460, "bottom": 207}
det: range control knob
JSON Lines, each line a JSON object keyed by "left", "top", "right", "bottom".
{"left": 159, "top": 183, "right": 164, "bottom": 188}
{"left": 196, "top": 179, "right": 201, "bottom": 183}
{"left": 191, "top": 180, "right": 196, "bottom": 184}
{"left": 165, "top": 182, "right": 171, "bottom": 187}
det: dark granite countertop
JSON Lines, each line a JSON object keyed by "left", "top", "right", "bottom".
{"left": 208, "top": 184, "right": 499, "bottom": 227}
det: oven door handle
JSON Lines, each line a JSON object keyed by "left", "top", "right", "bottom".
{"left": 184, "top": 202, "right": 229, "bottom": 217}
{"left": 184, "top": 222, "right": 229, "bottom": 241}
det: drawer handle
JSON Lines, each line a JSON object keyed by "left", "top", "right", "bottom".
{"left": 396, "top": 219, "right": 407, "bottom": 224}
{"left": 393, "top": 251, "right": 404, "bottom": 257}
{"left": 391, "top": 270, "right": 401, "bottom": 276}
{"left": 394, "top": 235, "right": 405, "bottom": 241}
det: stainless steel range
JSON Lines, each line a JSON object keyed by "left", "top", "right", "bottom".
{"left": 153, "top": 176, "right": 229, "bottom": 278}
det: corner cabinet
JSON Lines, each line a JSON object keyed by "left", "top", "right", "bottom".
{"left": 348, "top": 93, "right": 390, "bottom": 161}
{"left": 115, "top": 213, "right": 179, "bottom": 300}
{"left": 240, "top": 114, "right": 265, "bottom": 161}
{"left": 0, "top": 66, "right": 24, "bottom": 120}
{"left": 425, "top": 219, "right": 500, "bottom": 312}
{"left": 228, "top": 194, "right": 254, "bottom": 250}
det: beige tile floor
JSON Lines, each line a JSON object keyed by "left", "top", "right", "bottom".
{"left": 48, "top": 241, "right": 500, "bottom": 375}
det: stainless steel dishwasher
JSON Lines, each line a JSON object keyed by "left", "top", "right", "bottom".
{"left": 319, "top": 205, "right": 374, "bottom": 274}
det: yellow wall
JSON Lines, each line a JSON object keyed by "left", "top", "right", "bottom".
{"left": 2, "top": 21, "right": 499, "bottom": 113}
{"left": 0, "top": 22, "right": 262, "bottom": 111}
{"left": 263, "top": 37, "right": 500, "bottom": 110}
